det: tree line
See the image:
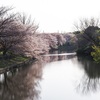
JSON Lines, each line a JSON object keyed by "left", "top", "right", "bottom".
{"left": 0, "top": 6, "right": 74, "bottom": 59}
{"left": 1, "top": 6, "right": 100, "bottom": 63}
{"left": 74, "top": 18, "right": 100, "bottom": 63}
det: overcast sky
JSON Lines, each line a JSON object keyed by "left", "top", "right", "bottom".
{"left": 1, "top": 0, "right": 100, "bottom": 32}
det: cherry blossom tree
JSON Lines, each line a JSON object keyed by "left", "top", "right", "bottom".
{"left": 0, "top": 7, "right": 39, "bottom": 57}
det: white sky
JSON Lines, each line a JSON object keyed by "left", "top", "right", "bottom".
{"left": 0, "top": 0, "right": 100, "bottom": 32}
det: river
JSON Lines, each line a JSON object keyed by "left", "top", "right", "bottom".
{"left": 0, "top": 51, "right": 100, "bottom": 100}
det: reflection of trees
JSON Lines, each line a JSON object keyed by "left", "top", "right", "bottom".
{"left": 0, "top": 51, "right": 77, "bottom": 100}
{"left": 42, "top": 50, "right": 76, "bottom": 63}
{"left": 77, "top": 74, "right": 100, "bottom": 94}
{"left": 77, "top": 56, "right": 100, "bottom": 94}
{"left": 0, "top": 60, "right": 43, "bottom": 100}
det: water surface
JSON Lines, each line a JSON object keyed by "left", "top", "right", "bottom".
{"left": 40, "top": 55, "right": 100, "bottom": 100}
{"left": 0, "top": 52, "right": 100, "bottom": 100}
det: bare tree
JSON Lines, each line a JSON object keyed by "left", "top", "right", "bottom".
{"left": 17, "top": 13, "right": 38, "bottom": 34}
{"left": 74, "top": 17, "right": 100, "bottom": 31}
{"left": 0, "top": 6, "right": 12, "bottom": 17}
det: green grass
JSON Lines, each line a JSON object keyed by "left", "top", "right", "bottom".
{"left": 0, "top": 55, "right": 29, "bottom": 68}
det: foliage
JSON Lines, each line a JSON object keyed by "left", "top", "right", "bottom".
{"left": 91, "top": 46, "right": 100, "bottom": 63}
{"left": 0, "top": 55, "right": 28, "bottom": 68}
{"left": 0, "top": 6, "right": 77, "bottom": 59}
{"left": 0, "top": 6, "right": 39, "bottom": 57}
{"left": 74, "top": 17, "right": 100, "bottom": 56}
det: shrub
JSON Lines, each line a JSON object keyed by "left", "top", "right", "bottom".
{"left": 91, "top": 45, "right": 100, "bottom": 63}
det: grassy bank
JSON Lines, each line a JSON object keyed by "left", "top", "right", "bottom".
{"left": 0, "top": 55, "right": 29, "bottom": 68}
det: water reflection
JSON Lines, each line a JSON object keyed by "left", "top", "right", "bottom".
{"left": 0, "top": 51, "right": 100, "bottom": 100}
{"left": 0, "top": 60, "right": 43, "bottom": 100}
{"left": 77, "top": 56, "right": 100, "bottom": 94}
{"left": 0, "top": 52, "right": 76, "bottom": 100}
{"left": 43, "top": 50, "right": 76, "bottom": 62}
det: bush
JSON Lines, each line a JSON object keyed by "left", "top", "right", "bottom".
{"left": 91, "top": 46, "right": 100, "bottom": 63}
